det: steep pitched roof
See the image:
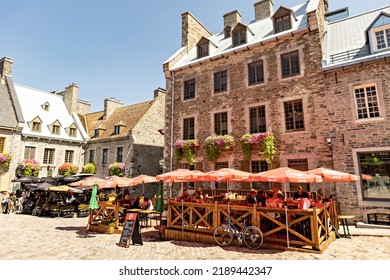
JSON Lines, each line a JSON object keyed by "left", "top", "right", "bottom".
{"left": 323, "top": 6, "right": 390, "bottom": 69}
{"left": 0, "top": 79, "right": 19, "bottom": 129}
{"left": 14, "top": 83, "right": 85, "bottom": 142}
{"left": 168, "top": 1, "right": 310, "bottom": 70}
{"left": 86, "top": 99, "right": 155, "bottom": 140}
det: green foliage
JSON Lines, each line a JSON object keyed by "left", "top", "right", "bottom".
{"left": 204, "top": 134, "right": 235, "bottom": 162}
{"left": 58, "top": 163, "right": 79, "bottom": 176}
{"left": 81, "top": 162, "right": 96, "bottom": 174}
{"left": 241, "top": 132, "right": 276, "bottom": 163}
{"left": 174, "top": 139, "right": 199, "bottom": 165}
{"left": 0, "top": 153, "right": 12, "bottom": 169}
{"left": 22, "top": 159, "right": 41, "bottom": 177}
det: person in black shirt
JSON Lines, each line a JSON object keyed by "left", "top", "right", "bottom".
{"left": 246, "top": 189, "right": 258, "bottom": 206}
{"left": 293, "top": 186, "right": 303, "bottom": 200}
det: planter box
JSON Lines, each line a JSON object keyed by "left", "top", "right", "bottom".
{"left": 97, "top": 224, "right": 116, "bottom": 234}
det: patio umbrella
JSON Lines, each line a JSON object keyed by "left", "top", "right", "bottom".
{"left": 156, "top": 169, "right": 209, "bottom": 231}
{"left": 126, "top": 175, "right": 158, "bottom": 194}
{"left": 154, "top": 182, "right": 164, "bottom": 212}
{"left": 37, "top": 182, "right": 54, "bottom": 191}
{"left": 69, "top": 176, "right": 108, "bottom": 189}
{"left": 251, "top": 167, "right": 322, "bottom": 248}
{"left": 48, "top": 185, "right": 83, "bottom": 194}
{"left": 206, "top": 168, "right": 254, "bottom": 191}
{"left": 86, "top": 182, "right": 99, "bottom": 233}
{"left": 63, "top": 175, "right": 80, "bottom": 182}
{"left": 307, "top": 167, "right": 359, "bottom": 240}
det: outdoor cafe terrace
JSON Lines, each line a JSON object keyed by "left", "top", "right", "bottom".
{"left": 86, "top": 167, "right": 360, "bottom": 253}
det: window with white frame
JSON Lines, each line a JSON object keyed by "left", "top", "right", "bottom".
{"left": 249, "top": 106, "right": 266, "bottom": 133}
{"left": 114, "top": 125, "right": 120, "bottom": 135}
{"left": 184, "top": 79, "right": 195, "bottom": 100}
{"left": 64, "top": 150, "right": 74, "bottom": 163}
{"left": 354, "top": 84, "right": 380, "bottom": 119}
{"left": 183, "top": 117, "right": 195, "bottom": 140}
{"left": 374, "top": 27, "right": 390, "bottom": 50}
{"left": 214, "top": 112, "right": 228, "bottom": 135}
{"left": 43, "top": 148, "right": 55, "bottom": 165}
{"left": 24, "top": 146, "right": 36, "bottom": 160}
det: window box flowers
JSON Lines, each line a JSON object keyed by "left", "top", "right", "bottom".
{"left": 205, "top": 134, "right": 235, "bottom": 162}
{"left": 22, "top": 159, "right": 41, "bottom": 177}
{"left": 109, "top": 162, "right": 125, "bottom": 177}
{"left": 174, "top": 139, "right": 200, "bottom": 165}
{"left": 0, "top": 153, "right": 12, "bottom": 170}
{"left": 58, "top": 163, "right": 79, "bottom": 176}
{"left": 81, "top": 162, "right": 96, "bottom": 174}
{"left": 241, "top": 132, "right": 276, "bottom": 163}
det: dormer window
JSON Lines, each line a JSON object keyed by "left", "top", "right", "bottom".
{"left": 32, "top": 122, "right": 41, "bottom": 132}
{"left": 30, "top": 117, "right": 43, "bottom": 132}
{"left": 50, "top": 120, "right": 61, "bottom": 135}
{"left": 94, "top": 129, "right": 100, "bottom": 138}
{"left": 52, "top": 125, "right": 60, "bottom": 134}
{"left": 272, "top": 7, "right": 295, "bottom": 34}
{"left": 42, "top": 102, "right": 50, "bottom": 111}
{"left": 67, "top": 123, "right": 77, "bottom": 137}
{"left": 275, "top": 15, "right": 291, "bottom": 33}
{"left": 366, "top": 13, "right": 390, "bottom": 53}
{"left": 232, "top": 23, "right": 250, "bottom": 47}
{"left": 197, "top": 42, "right": 209, "bottom": 58}
{"left": 114, "top": 125, "right": 121, "bottom": 135}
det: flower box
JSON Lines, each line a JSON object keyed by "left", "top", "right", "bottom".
{"left": 205, "top": 134, "right": 235, "bottom": 162}
{"left": 174, "top": 139, "right": 200, "bottom": 165}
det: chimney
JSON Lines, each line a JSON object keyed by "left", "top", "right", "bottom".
{"left": 223, "top": 10, "right": 241, "bottom": 30}
{"left": 181, "top": 12, "right": 212, "bottom": 50}
{"left": 154, "top": 87, "right": 166, "bottom": 98}
{"left": 104, "top": 97, "right": 123, "bottom": 120}
{"left": 0, "top": 56, "right": 13, "bottom": 78}
{"left": 254, "top": 0, "right": 274, "bottom": 21}
{"left": 62, "top": 82, "right": 79, "bottom": 114}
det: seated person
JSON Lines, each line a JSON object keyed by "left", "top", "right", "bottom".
{"left": 272, "top": 186, "right": 283, "bottom": 197}
{"left": 132, "top": 196, "right": 141, "bottom": 209}
{"left": 275, "top": 193, "right": 285, "bottom": 208}
{"left": 245, "top": 189, "right": 258, "bottom": 206}
{"left": 298, "top": 191, "right": 311, "bottom": 210}
{"left": 293, "top": 186, "right": 303, "bottom": 200}
{"left": 266, "top": 191, "right": 279, "bottom": 208}
{"left": 193, "top": 187, "right": 204, "bottom": 203}
{"left": 180, "top": 189, "right": 192, "bottom": 202}
{"left": 142, "top": 197, "right": 154, "bottom": 210}
{"left": 256, "top": 190, "right": 267, "bottom": 207}
{"left": 122, "top": 195, "right": 132, "bottom": 208}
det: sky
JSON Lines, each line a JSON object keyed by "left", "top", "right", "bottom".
{"left": 1, "top": 0, "right": 389, "bottom": 112}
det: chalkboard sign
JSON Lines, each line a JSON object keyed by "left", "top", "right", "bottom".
{"left": 117, "top": 213, "right": 143, "bottom": 247}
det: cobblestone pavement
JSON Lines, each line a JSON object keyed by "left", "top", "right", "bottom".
{"left": 1, "top": 213, "right": 390, "bottom": 260}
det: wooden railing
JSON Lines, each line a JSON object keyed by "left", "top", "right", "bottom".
{"left": 166, "top": 199, "right": 336, "bottom": 250}
{"left": 202, "top": 189, "right": 318, "bottom": 200}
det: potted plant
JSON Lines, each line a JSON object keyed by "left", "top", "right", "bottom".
{"left": 22, "top": 159, "right": 41, "bottom": 177}
{"left": 58, "top": 163, "right": 79, "bottom": 176}
{"left": 109, "top": 162, "right": 125, "bottom": 176}
{"left": 204, "top": 134, "right": 235, "bottom": 162}
{"left": 0, "top": 153, "right": 12, "bottom": 171}
{"left": 241, "top": 132, "right": 276, "bottom": 163}
{"left": 81, "top": 162, "right": 96, "bottom": 174}
{"left": 174, "top": 139, "right": 200, "bottom": 165}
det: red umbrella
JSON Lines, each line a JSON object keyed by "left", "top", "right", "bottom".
{"left": 125, "top": 175, "right": 158, "bottom": 194}
{"left": 156, "top": 169, "right": 209, "bottom": 183}
{"left": 69, "top": 176, "right": 110, "bottom": 189}
{"left": 307, "top": 167, "right": 359, "bottom": 182}
{"left": 206, "top": 168, "right": 253, "bottom": 182}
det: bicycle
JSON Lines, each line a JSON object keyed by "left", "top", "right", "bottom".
{"left": 213, "top": 216, "right": 264, "bottom": 250}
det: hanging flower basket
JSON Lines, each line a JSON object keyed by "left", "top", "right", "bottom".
{"left": 0, "top": 153, "right": 12, "bottom": 170}
{"left": 109, "top": 162, "right": 125, "bottom": 177}
{"left": 81, "top": 162, "right": 96, "bottom": 174}
{"left": 204, "top": 134, "right": 235, "bottom": 162}
{"left": 58, "top": 163, "right": 79, "bottom": 176}
{"left": 174, "top": 139, "right": 200, "bottom": 165}
{"left": 22, "top": 159, "right": 41, "bottom": 177}
{"left": 241, "top": 132, "right": 276, "bottom": 163}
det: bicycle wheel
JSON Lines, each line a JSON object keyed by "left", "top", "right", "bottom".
{"left": 213, "top": 225, "right": 234, "bottom": 246}
{"left": 243, "top": 226, "right": 263, "bottom": 249}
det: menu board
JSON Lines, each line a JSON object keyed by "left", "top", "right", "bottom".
{"left": 117, "top": 213, "right": 143, "bottom": 247}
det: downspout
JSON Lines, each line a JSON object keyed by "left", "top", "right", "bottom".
{"left": 169, "top": 71, "right": 175, "bottom": 197}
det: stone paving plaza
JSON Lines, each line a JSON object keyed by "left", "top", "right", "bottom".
{"left": 1, "top": 213, "right": 390, "bottom": 260}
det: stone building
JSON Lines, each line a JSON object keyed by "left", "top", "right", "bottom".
{"left": 163, "top": 0, "right": 330, "bottom": 183}
{"left": 162, "top": 0, "right": 390, "bottom": 223}
{"left": 0, "top": 57, "right": 24, "bottom": 191}
{"left": 0, "top": 56, "right": 90, "bottom": 191}
{"left": 322, "top": 5, "right": 390, "bottom": 223}
{"left": 84, "top": 88, "right": 165, "bottom": 180}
